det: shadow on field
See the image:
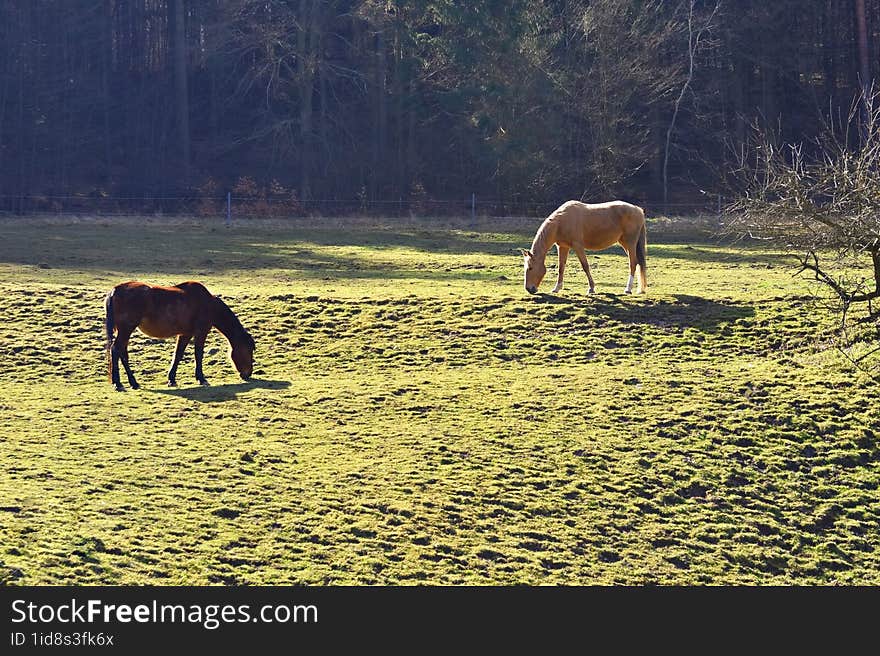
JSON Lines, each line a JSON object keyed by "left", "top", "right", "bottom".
{"left": 643, "top": 243, "right": 792, "bottom": 266}
{"left": 0, "top": 223, "right": 527, "bottom": 274}
{"left": 147, "top": 378, "right": 290, "bottom": 402}
{"left": 530, "top": 291, "right": 754, "bottom": 331}
{"left": 0, "top": 221, "right": 774, "bottom": 281}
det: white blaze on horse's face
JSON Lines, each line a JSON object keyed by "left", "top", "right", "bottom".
{"left": 521, "top": 249, "right": 546, "bottom": 294}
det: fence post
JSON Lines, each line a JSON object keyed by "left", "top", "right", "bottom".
{"left": 471, "top": 193, "right": 476, "bottom": 223}
{"left": 226, "top": 192, "right": 231, "bottom": 224}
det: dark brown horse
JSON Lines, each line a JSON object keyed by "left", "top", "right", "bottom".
{"left": 104, "top": 281, "right": 255, "bottom": 391}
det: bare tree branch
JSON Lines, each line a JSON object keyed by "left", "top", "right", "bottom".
{"left": 663, "top": 0, "right": 721, "bottom": 207}
{"left": 725, "top": 88, "right": 880, "bottom": 377}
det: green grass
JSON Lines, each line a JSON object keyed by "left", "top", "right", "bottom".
{"left": 1, "top": 216, "right": 878, "bottom": 585}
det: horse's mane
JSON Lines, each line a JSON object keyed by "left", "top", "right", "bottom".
{"left": 212, "top": 296, "right": 255, "bottom": 348}
{"left": 530, "top": 215, "right": 557, "bottom": 258}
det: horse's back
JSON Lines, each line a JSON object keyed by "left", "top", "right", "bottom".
{"left": 552, "top": 200, "right": 644, "bottom": 249}
{"left": 109, "top": 280, "right": 213, "bottom": 338}
{"left": 173, "top": 281, "right": 213, "bottom": 297}
{"left": 558, "top": 199, "right": 644, "bottom": 219}
{"left": 114, "top": 280, "right": 212, "bottom": 302}
{"left": 110, "top": 281, "right": 159, "bottom": 310}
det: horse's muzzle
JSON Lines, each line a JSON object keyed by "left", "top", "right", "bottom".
{"left": 526, "top": 286, "right": 538, "bottom": 295}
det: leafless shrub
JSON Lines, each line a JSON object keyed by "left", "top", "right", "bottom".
{"left": 725, "top": 91, "right": 880, "bottom": 378}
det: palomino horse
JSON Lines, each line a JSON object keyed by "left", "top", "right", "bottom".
{"left": 521, "top": 200, "right": 647, "bottom": 295}
{"left": 104, "top": 281, "right": 255, "bottom": 391}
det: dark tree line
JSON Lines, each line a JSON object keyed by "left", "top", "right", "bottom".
{"left": 1, "top": 0, "right": 878, "bottom": 215}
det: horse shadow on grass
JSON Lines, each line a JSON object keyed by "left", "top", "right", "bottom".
{"left": 529, "top": 292, "right": 755, "bottom": 332}
{"left": 146, "top": 378, "right": 290, "bottom": 403}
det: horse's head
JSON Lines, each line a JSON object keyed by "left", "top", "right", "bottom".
{"left": 520, "top": 248, "right": 546, "bottom": 294}
{"left": 231, "top": 333, "right": 255, "bottom": 381}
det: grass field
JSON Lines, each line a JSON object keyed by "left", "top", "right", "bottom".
{"left": 1, "top": 215, "right": 878, "bottom": 585}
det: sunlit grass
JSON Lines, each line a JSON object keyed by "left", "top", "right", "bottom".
{"left": 0, "top": 216, "right": 877, "bottom": 585}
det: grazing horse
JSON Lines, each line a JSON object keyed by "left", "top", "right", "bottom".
{"left": 104, "top": 281, "right": 255, "bottom": 391}
{"left": 521, "top": 200, "right": 647, "bottom": 295}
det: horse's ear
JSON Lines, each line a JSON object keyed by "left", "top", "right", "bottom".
{"left": 519, "top": 248, "right": 532, "bottom": 258}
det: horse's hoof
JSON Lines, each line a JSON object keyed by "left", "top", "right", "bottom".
{"left": 623, "top": 289, "right": 633, "bottom": 295}
{"left": 168, "top": 379, "right": 177, "bottom": 387}
{"left": 198, "top": 379, "right": 209, "bottom": 387}
{"left": 130, "top": 382, "right": 140, "bottom": 390}
{"left": 588, "top": 288, "right": 595, "bottom": 294}
{"left": 114, "top": 384, "right": 125, "bottom": 392}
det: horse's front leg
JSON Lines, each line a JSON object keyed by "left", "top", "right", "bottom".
{"left": 168, "top": 334, "right": 191, "bottom": 386}
{"left": 573, "top": 246, "right": 595, "bottom": 293}
{"left": 551, "top": 245, "right": 569, "bottom": 293}
{"left": 193, "top": 332, "right": 209, "bottom": 386}
{"left": 114, "top": 329, "right": 139, "bottom": 390}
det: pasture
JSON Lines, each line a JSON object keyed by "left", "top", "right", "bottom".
{"left": 1, "top": 215, "right": 878, "bottom": 585}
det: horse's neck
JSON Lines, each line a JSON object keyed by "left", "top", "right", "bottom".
{"left": 211, "top": 299, "right": 243, "bottom": 344}
{"left": 531, "top": 219, "right": 557, "bottom": 259}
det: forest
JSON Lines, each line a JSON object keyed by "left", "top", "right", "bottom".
{"left": 0, "top": 0, "right": 877, "bottom": 216}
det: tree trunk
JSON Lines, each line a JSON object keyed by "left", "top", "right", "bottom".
{"left": 102, "top": 0, "right": 113, "bottom": 185}
{"left": 0, "top": 27, "right": 7, "bottom": 207}
{"left": 318, "top": 39, "right": 328, "bottom": 197}
{"left": 60, "top": 8, "right": 70, "bottom": 192}
{"left": 759, "top": 13, "right": 778, "bottom": 138}
{"left": 372, "top": 25, "right": 387, "bottom": 201}
{"left": 855, "top": 0, "right": 871, "bottom": 143}
{"left": 170, "top": 0, "right": 190, "bottom": 184}
{"left": 17, "top": 3, "right": 26, "bottom": 212}
{"left": 392, "top": 12, "right": 410, "bottom": 201}
{"left": 823, "top": 0, "right": 838, "bottom": 113}
{"left": 406, "top": 76, "right": 417, "bottom": 196}
{"left": 732, "top": 51, "right": 750, "bottom": 149}
{"left": 297, "top": 0, "right": 316, "bottom": 200}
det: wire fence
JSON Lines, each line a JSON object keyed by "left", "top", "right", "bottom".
{"left": 0, "top": 192, "right": 725, "bottom": 223}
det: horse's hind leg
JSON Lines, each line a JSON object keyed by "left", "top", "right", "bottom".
{"left": 111, "top": 327, "right": 138, "bottom": 391}
{"left": 117, "top": 331, "right": 140, "bottom": 390}
{"left": 168, "top": 335, "right": 191, "bottom": 386}
{"left": 621, "top": 241, "right": 638, "bottom": 294}
{"left": 110, "top": 340, "right": 124, "bottom": 392}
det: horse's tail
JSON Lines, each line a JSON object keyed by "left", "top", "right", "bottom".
{"left": 636, "top": 216, "right": 648, "bottom": 290}
{"left": 104, "top": 289, "right": 116, "bottom": 380}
